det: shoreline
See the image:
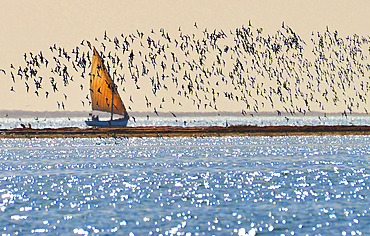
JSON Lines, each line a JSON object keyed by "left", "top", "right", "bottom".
{"left": 0, "top": 125, "right": 369, "bottom": 138}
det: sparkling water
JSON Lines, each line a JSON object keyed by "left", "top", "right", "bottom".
{"left": 0, "top": 135, "right": 369, "bottom": 235}
{"left": 0, "top": 115, "right": 369, "bottom": 129}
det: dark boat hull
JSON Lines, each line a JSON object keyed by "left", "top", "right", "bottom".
{"left": 85, "top": 118, "right": 128, "bottom": 127}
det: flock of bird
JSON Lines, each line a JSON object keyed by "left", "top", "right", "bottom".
{"left": 1, "top": 22, "right": 369, "bottom": 117}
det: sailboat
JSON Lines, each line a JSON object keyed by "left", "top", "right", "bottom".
{"left": 85, "top": 48, "right": 129, "bottom": 127}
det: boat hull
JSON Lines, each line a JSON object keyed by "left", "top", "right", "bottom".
{"left": 85, "top": 118, "right": 128, "bottom": 127}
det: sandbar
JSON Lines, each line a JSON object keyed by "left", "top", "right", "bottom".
{"left": 0, "top": 125, "right": 369, "bottom": 138}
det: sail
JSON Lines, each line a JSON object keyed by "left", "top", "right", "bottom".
{"left": 90, "top": 48, "right": 128, "bottom": 117}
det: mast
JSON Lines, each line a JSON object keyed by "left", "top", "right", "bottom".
{"left": 110, "top": 74, "right": 115, "bottom": 120}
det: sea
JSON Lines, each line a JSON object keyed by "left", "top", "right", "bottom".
{"left": 0, "top": 116, "right": 369, "bottom": 235}
{"left": 0, "top": 115, "right": 369, "bottom": 129}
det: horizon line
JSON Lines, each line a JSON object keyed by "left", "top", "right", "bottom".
{"left": 0, "top": 109, "right": 368, "bottom": 118}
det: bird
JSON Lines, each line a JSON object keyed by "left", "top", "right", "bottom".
{"left": 3, "top": 23, "right": 368, "bottom": 117}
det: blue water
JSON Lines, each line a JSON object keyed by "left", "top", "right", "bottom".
{"left": 0, "top": 135, "right": 369, "bottom": 235}
{"left": 0, "top": 115, "right": 369, "bottom": 129}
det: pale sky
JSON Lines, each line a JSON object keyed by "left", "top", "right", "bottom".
{"left": 0, "top": 1, "right": 369, "bottom": 113}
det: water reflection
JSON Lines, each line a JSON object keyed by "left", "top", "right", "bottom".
{"left": 0, "top": 115, "right": 369, "bottom": 129}
{"left": 0, "top": 135, "right": 368, "bottom": 235}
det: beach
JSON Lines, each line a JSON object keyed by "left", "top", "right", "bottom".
{"left": 1, "top": 125, "right": 369, "bottom": 138}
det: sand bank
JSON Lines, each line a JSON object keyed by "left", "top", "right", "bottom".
{"left": 0, "top": 125, "right": 369, "bottom": 138}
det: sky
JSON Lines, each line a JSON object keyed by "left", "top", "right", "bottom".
{"left": 0, "top": 0, "right": 369, "bottom": 113}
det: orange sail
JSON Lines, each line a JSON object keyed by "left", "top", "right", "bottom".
{"left": 90, "top": 48, "right": 128, "bottom": 117}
